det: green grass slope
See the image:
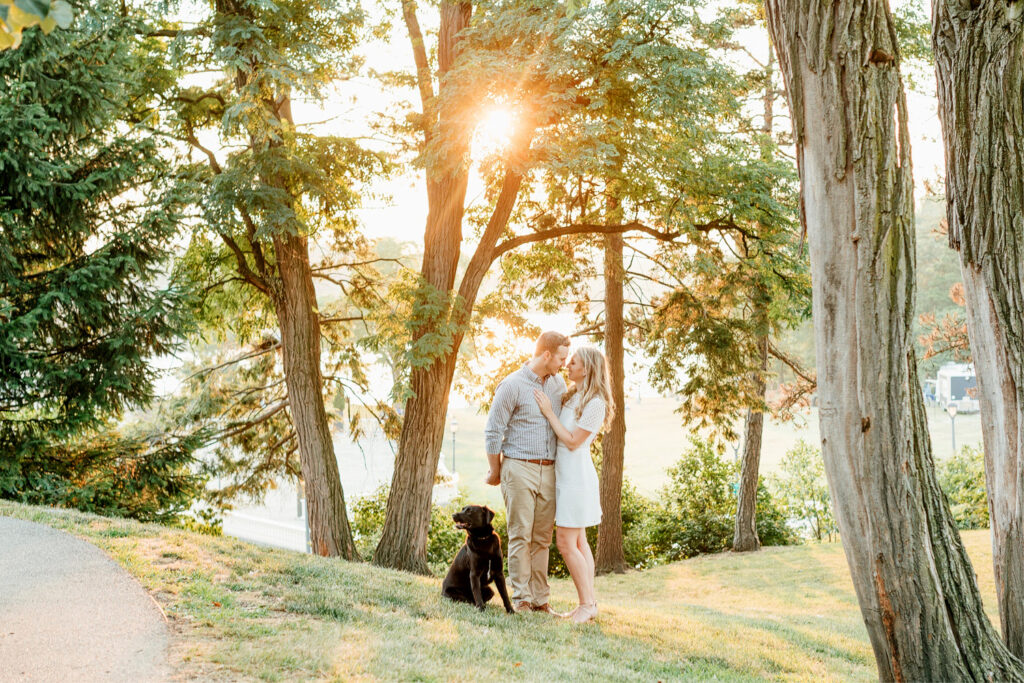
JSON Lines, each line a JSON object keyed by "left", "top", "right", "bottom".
{"left": 0, "top": 501, "right": 999, "bottom": 681}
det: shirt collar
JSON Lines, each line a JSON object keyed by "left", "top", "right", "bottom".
{"left": 521, "top": 362, "right": 547, "bottom": 385}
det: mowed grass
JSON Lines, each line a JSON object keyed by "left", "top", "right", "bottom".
{"left": 0, "top": 500, "right": 1000, "bottom": 681}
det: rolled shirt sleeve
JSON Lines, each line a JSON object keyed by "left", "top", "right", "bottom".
{"left": 576, "top": 397, "right": 606, "bottom": 433}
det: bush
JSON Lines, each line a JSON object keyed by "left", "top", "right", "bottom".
{"left": 937, "top": 445, "right": 989, "bottom": 530}
{"left": 769, "top": 439, "right": 838, "bottom": 542}
{"left": 754, "top": 481, "right": 796, "bottom": 546}
{"left": 0, "top": 426, "right": 206, "bottom": 524}
{"left": 351, "top": 486, "right": 482, "bottom": 574}
{"left": 641, "top": 439, "right": 796, "bottom": 563}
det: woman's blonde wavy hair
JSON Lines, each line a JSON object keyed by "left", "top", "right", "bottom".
{"left": 561, "top": 346, "right": 614, "bottom": 431}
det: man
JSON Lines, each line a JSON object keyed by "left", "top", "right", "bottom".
{"left": 484, "top": 331, "right": 569, "bottom": 615}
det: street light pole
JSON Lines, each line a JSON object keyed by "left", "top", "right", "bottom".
{"left": 450, "top": 417, "right": 458, "bottom": 473}
{"left": 947, "top": 403, "right": 958, "bottom": 454}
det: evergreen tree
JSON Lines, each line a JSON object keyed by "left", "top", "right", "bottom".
{"left": 0, "top": 4, "right": 204, "bottom": 520}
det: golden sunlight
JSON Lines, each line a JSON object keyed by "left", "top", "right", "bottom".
{"left": 472, "top": 104, "right": 516, "bottom": 159}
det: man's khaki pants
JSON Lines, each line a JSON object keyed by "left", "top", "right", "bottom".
{"left": 500, "top": 458, "right": 556, "bottom": 606}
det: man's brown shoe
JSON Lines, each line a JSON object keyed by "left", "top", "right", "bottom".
{"left": 513, "top": 601, "right": 534, "bottom": 614}
{"left": 532, "top": 603, "right": 565, "bottom": 617}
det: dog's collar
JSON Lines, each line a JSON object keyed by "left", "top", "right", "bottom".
{"left": 467, "top": 526, "right": 494, "bottom": 540}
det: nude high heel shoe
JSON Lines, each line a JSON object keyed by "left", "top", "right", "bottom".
{"left": 571, "top": 602, "right": 597, "bottom": 624}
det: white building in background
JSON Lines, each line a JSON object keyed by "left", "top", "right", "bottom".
{"left": 221, "top": 424, "right": 459, "bottom": 552}
{"left": 935, "top": 362, "right": 979, "bottom": 413}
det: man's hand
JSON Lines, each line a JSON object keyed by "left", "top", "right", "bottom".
{"left": 484, "top": 468, "right": 501, "bottom": 486}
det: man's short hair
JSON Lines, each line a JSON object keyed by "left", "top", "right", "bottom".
{"left": 535, "top": 331, "right": 570, "bottom": 357}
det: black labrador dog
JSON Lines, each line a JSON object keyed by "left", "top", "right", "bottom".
{"left": 441, "top": 505, "right": 514, "bottom": 613}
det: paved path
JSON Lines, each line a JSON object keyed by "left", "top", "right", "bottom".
{"left": 0, "top": 517, "right": 169, "bottom": 682}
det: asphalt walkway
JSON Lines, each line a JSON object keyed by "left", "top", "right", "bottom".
{"left": 0, "top": 517, "right": 169, "bottom": 682}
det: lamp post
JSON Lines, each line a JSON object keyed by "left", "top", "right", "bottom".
{"left": 947, "top": 403, "right": 958, "bottom": 454}
{"left": 450, "top": 417, "right": 458, "bottom": 473}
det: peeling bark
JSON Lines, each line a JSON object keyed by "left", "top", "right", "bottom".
{"left": 933, "top": 0, "right": 1024, "bottom": 657}
{"left": 766, "top": 0, "right": 1024, "bottom": 678}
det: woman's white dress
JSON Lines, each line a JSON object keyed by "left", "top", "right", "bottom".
{"left": 554, "top": 394, "right": 605, "bottom": 528}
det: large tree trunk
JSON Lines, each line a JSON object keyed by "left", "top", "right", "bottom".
{"left": 273, "top": 232, "right": 359, "bottom": 559}
{"left": 933, "top": 1, "right": 1024, "bottom": 657}
{"left": 372, "top": 185, "right": 469, "bottom": 574}
{"left": 733, "top": 327, "right": 767, "bottom": 552}
{"left": 595, "top": 230, "right": 628, "bottom": 574}
{"left": 373, "top": 167, "right": 526, "bottom": 573}
{"left": 372, "top": 0, "right": 473, "bottom": 575}
{"left": 766, "top": 1, "right": 1024, "bottom": 679}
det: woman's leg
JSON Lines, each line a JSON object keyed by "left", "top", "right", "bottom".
{"left": 556, "top": 527, "right": 589, "bottom": 606}
{"left": 576, "top": 531, "right": 596, "bottom": 604}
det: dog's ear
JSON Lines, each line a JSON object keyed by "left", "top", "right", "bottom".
{"left": 485, "top": 506, "right": 495, "bottom": 524}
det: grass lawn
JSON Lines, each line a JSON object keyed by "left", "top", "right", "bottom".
{"left": 0, "top": 501, "right": 1002, "bottom": 681}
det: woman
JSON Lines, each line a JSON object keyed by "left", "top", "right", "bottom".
{"left": 533, "top": 346, "right": 613, "bottom": 624}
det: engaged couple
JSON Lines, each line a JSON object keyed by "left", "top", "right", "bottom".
{"left": 483, "top": 331, "right": 612, "bottom": 624}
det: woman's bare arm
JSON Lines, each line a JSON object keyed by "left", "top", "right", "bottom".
{"left": 533, "top": 390, "right": 593, "bottom": 450}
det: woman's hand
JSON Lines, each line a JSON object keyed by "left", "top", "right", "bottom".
{"left": 533, "top": 389, "right": 554, "bottom": 417}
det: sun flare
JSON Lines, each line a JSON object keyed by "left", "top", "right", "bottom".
{"left": 472, "top": 105, "right": 516, "bottom": 158}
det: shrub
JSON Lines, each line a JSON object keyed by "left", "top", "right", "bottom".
{"left": 754, "top": 481, "right": 796, "bottom": 546}
{"left": 642, "top": 438, "right": 796, "bottom": 563}
{"left": 351, "top": 486, "right": 482, "bottom": 574}
{"left": 937, "top": 445, "right": 989, "bottom": 530}
{"left": 769, "top": 439, "right": 838, "bottom": 542}
{"left": 0, "top": 426, "right": 206, "bottom": 524}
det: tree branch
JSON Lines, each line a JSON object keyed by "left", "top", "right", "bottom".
{"left": 768, "top": 342, "right": 816, "bottom": 386}
{"left": 183, "top": 130, "right": 271, "bottom": 294}
{"left": 402, "top": 0, "right": 435, "bottom": 142}
{"left": 493, "top": 221, "right": 682, "bottom": 260}
{"left": 320, "top": 315, "right": 365, "bottom": 326}
{"left": 187, "top": 342, "right": 281, "bottom": 381}
{"left": 215, "top": 400, "right": 290, "bottom": 441}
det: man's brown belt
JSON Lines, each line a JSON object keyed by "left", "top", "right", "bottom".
{"left": 522, "top": 458, "right": 555, "bottom": 466}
